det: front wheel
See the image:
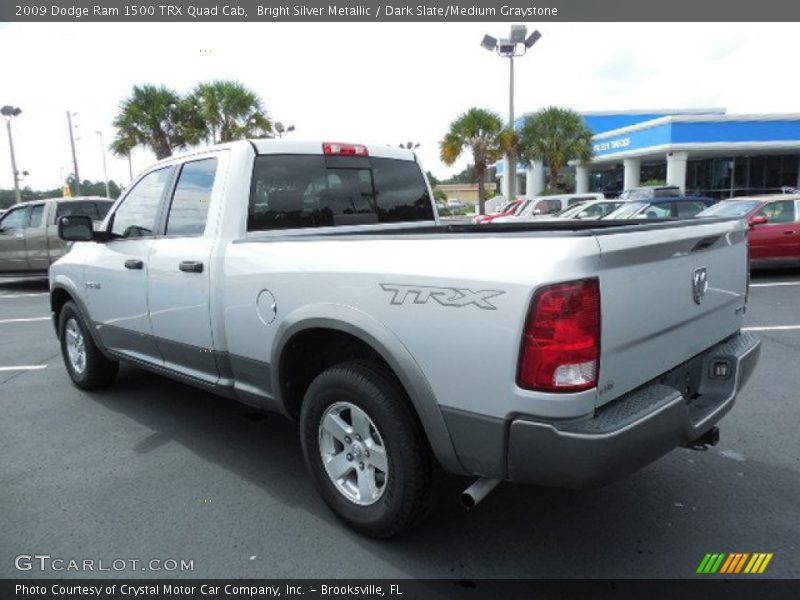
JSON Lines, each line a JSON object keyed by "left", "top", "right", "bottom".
{"left": 59, "top": 301, "right": 119, "bottom": 389}
{"left": 300, "top": 360, "right": 438, "bottom": 538}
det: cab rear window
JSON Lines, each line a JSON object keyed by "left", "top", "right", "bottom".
{"left": 247, "top": 155, "right": 433, "bottom": 231}
{"left": 55, "top": 201, "right": 113, "bottom": 221}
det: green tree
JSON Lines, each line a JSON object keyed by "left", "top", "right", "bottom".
{"left": 189, "top": 80, "right": 271, "bottom": 143}
{"left": 111, "top": 85, "right": 203, "bottom": 160}
{"left": 518, "top": 107, "right": 594, "bottom": 191}
{"left": 67, "top": 177, "right": 122, "bottom": 199}
{"left": 439, "top": 108, "right": 505, "bottom": 215}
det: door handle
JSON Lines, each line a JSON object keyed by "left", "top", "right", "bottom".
{"left": 124, "top": 259, "right": 144, "bottom": 270}
{"left": 15, "top": 233, "right": 24, "bottom": 240}
{"left": 179, "top": 260, "right": 204, "bottom": 273}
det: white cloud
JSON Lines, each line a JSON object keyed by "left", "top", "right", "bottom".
{"left": 1, "top": 22, "right": 799, "bottom": 191}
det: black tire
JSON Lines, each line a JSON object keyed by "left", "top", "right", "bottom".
{"left": 300, "top": 360, "right": 438, "bottom": 538}
{"left": 59, "top": 301, "right": 119, "bottom": 389}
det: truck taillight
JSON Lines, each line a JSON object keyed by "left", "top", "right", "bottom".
{"left": 322, "top": 142, "right": 368, "bottom": 157}
{"left": 517, "top": 278, "right": 600, "bottom": 393}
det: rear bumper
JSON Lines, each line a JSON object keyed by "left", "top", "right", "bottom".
{"left": 505, "top": 331, "right": 760, "bottom": 487}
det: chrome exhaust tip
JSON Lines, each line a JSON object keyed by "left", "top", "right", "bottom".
{"left": 461, "top": 478, "right": 501, "bottom": 509}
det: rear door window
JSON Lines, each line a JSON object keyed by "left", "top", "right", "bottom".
{"left": 28, "top": 205, "right": 45, "bottom": 228}
{"left": 248, "top": 155, "right": 433, "bottom": 231}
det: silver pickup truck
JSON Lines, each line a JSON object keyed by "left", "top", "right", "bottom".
{"left": 50, "top": 140, "right": 760, "bottom": 537}
{"left": 0, "top": 197, "right": 112, "bottom": 276}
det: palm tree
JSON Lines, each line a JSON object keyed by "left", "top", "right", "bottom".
{"left": 518, "top": 107, "right": 594, "bottom": 192}
{"left": 439, "top": 108, "right": 506, "bottom": 215}
{"left": 111, "top": 85, "right": 202, "bottom": 160}
{"left": 189, "top": 80, "right": 271, "bottom": 144}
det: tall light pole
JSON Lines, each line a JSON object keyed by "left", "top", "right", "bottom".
{"left": 481, "top": 26, "right": 542, "bottom": 201}
{"left": 66, "top": 110, "right": 81, "bottom": 195}
{"left": 95, "top": 131, "right": 111, "bottom": 198}
{"left": 2, "top": 105, "right": 23, "bottom": 204}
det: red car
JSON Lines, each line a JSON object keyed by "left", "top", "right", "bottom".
{"left": 698, "top": 194, "right": 800, "bottom": 262}
{"left": 472, "top": 199, "right": 523, "bottom": 224}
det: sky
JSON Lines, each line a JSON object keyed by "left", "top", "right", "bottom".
{"left": 1, "top": 21, "right": 799, "bottom": 191}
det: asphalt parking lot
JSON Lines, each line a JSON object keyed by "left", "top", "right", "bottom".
{"left": 1, "top": 268, "right": 798, "bottom": 579}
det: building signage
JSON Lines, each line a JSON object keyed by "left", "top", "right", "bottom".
{"left": 593, "top": 137, "right": 631, "bottom": 153}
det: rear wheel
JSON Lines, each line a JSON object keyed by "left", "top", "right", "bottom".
{"left": 300, "top": 360, "right": 437, "bottom": 538}
{"left": 59, "top": 301, "right": 119, "bottom": 389}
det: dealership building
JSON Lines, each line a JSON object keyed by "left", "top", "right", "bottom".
{"left": 497, "top": 109, "right": 800, "bottom": 199}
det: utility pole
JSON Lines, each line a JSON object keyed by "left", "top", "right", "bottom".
{"left": 2, "top": 105, "right": 23, "bottom": 204}
{"left": 95, "top": 131, "right": 110, "bottom": 198}
{"left": 66, "top": 110, "right": 81, "bottom": 195}
{"left": 5, "top": 118, "right": 21, "bottom": 204}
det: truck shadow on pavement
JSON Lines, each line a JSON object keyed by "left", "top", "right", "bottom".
{"left": 80, "top": 361, "right": 798, "bottom": 579}
{"left": 0, "top": 277, "right": 48, "bottom": 293}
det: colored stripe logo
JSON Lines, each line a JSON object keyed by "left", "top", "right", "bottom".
{"left": 697, "top": 553, "right": 773, "bottom": 574}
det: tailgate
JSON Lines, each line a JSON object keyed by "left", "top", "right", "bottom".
{"left": 594, "top": 219, "right": 749, "bottom": 408}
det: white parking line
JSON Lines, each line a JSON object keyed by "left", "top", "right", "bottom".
{"left": 0, "top": 317, "right": 51, "bottom": 324}
{"left": 750, "top": 281, "right": 800, "bottom": 288}
{"left": 744, "top": 325, "right": 800, "bottom": 331}
{"left": 0, "top": 365, "right": 47, "bottom": 372}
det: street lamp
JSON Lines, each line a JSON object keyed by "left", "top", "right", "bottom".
{"left": 2, "top": 105, "right": 23, "bottom": 204}
{"left": 481, "top": 26, "right": 542, "bottom": 200}
{"left": 95, "top": 131, "right": 111, "bottom": 198}
{"left": 274, "top": 122, "right": 295, "bottom": 138}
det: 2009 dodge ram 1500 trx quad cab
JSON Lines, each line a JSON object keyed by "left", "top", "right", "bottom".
{"left": 50, "top": 140, "right": 760, "bottom": 537}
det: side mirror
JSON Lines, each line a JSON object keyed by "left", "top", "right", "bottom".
{"left": 749, "top": 215, "right": 768, "bottom": 227}
{"left": 577, "top": 211, "right": 589, "bottom": 219}
{"left": 58, "top": 215, "right": 94, "bottom": 242}
{"left": 533, "top": 208, "right": 542, "bottom": 215}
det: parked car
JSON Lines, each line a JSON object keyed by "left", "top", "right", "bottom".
{"left": 493, "top": 193, "right": 605, "bottom": 223}
{"left": 604, "top": 196, "right": 716, "bottom": 220}
{"left": 472, "top": 199, "right": 523, "bottom": 224}
{"left": 0, "top": 197, "right": 113, "bottom": 276}
{"left": 696, "top": 194, "right": 800, "bottom": 263}
{"left": 618, "top": 185, "right": 681, "bottom": 200}
{"left": 542, "top": 200, "right": 625, "bottom": 221}
{"left": 51, "top": 140, "right": 759, "bottom": 537}
{"left": 483, "top": 195, "right": 508, "bottom": 214}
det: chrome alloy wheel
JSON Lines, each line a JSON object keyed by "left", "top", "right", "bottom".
{"left": 318, "top": 401, "right": 389, "bottom": 506}
{"left": 64, "top": 318, "right": 87, "bottom": 375}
